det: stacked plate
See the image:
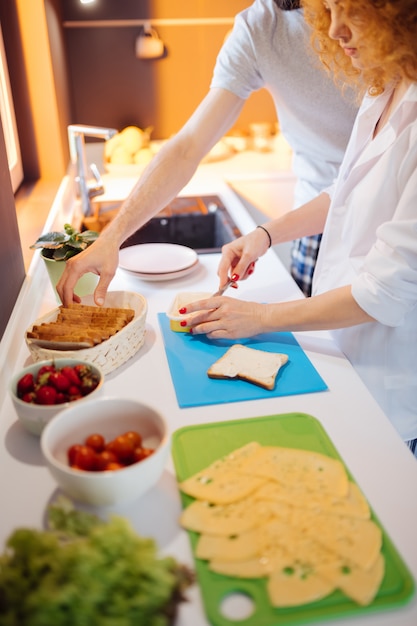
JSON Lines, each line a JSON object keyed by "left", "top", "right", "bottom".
{"left": 118, "top": 243, "right": 199, "bottom": 281}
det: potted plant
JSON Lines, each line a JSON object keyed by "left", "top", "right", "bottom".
{"left": 31, "top": 223, "right": 100, "bottom": 301}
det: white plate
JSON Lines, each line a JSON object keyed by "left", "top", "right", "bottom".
{"left": 118, "top": 243, "right": 198, "bottom": 274}
{"left": 130, "top": 260, "right": 200, "bottom": 282}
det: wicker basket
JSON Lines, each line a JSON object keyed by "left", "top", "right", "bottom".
{"left": 25, "top": 291, "right": 147, "bottom": 374}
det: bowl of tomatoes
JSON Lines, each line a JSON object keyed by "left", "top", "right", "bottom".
{"left": 40, "top": 396, "right": 170, "bottom": 506}
{"left": 9, "top": 359, "right": 104, "bottom": 436}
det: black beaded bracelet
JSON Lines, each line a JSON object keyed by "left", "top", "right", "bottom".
{"left": 256, "top": 225, "right": 272, "bottom": 248}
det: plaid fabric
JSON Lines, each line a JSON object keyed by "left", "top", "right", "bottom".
{"left": 406, "top": 438, "right": 417, "bottom": 459}
{"left": 290, "top": 234, "right": 322, "bottom": 297}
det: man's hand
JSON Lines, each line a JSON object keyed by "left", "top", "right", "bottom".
{"left": 56, "top": 237, "right": 119, "bottom": 307}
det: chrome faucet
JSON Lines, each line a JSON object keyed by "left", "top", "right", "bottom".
{"left": 68, "top": 124, "right": 118, "bottom": 217}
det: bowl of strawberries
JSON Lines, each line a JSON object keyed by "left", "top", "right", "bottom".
{"left": 9, "top": 358, "right": 104, "bottom": 436}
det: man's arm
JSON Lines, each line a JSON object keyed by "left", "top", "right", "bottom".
{"left": 57, "top": 88, "right": 245, "bottom": 306}
{"left": 104, "top": 88, "right": 246, "bottom": 245}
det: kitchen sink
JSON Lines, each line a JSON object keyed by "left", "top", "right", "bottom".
{"left": 84, "top": 195, "right": 242, "bottom": 254}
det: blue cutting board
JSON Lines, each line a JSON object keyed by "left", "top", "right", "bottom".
{"left": 158, "top": 313, "right": 328, "bottom": 408}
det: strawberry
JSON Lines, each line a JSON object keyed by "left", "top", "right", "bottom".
{"left": 49, "top": 371, "right": 71, "bottom": 392}
{"left": 37, "top": 371, "right": 53, "bottom": 386}
{"left": 21, "top": 391, "right": 36, "bottom": 404}
{"left": 61, "top": 366, "right": 81, "bottom": 387}
{"left": 80, "top": 375, "right": 99, "bottom": 396}
{"left": 37, "top": 364, "right": 55, "bottom": 377}
{"left": 35, "top": 385, "right": 58, "bottom": 405}
{"left": 68, "top": 385, "right": 81, "bottom": 396}
{"left": 74, "top": 364, "right": 91, "bottom": 378}
{"left": 17, "top": 373, "right": 34, "bottom": 398}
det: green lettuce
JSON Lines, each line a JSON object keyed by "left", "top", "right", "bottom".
{"left": 0, "top": 499, "right": 194, "bottom": 626}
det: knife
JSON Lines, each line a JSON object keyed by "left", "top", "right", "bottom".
{"left": 211, "top": 277, "right": 234, "bottom": 297}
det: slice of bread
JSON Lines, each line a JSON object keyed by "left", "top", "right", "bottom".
{"left": 26, "top": 303, "right": 135, "bottom": 348}
{"left": 207, "top": 344, "right": 289, "bottom": 390}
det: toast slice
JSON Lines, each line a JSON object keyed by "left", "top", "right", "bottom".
{"left": 26, "top": 303, "right": 135, "bottom": 349}
{"left": 207, "top": 344, "right": 289, "bottom": 390}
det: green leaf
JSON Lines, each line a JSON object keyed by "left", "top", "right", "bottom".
{"left": 80, "top": 230, "right": 100, "bottom": 243}
{"left": 63, "top": 223, "right": 77, "bottom": 236}
{"left": 52, "top": 246, "right": 73, "bottom": 261}
{"left": 31, "top": 225, "right": 100, "bottom": 254}
{"left": 68, "top": 240, "right": 85, "bottom": 250}
{"left": 30, "top": 232, "right": 69, "bottom": 249}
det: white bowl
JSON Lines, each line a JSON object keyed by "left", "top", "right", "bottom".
{"left": 40, "top": 397, "right": 170, "bottom": 507}
{"left": 9, "top": 358, "right": 104, "bottom": 436}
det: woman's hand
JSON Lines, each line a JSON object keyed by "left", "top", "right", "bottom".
{"left": 56, "top": 235, "right": 120, "bottom": 307}
{"left": 179, "top": 286, "right": 375, "bottom": 340}
{"left": 218, "top": 227, "right": 271, "bottom": 286}
{"left": 179, "top": 295, "right": 266, "bottom": 339}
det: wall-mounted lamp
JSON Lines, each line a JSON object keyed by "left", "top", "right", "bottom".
{"left": 135, "top": 23, "right": 165, "bottom": 60}
{"left": 79, "top": 0, "right": 96, "bottom": 5}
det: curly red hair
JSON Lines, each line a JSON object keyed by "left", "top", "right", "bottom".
{"left": 302, "top": 0, "right": 417, "bottom": 97}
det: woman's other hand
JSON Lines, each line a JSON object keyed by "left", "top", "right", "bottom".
{"left": 217, "top": 226, "right": 271, "bottom": 286}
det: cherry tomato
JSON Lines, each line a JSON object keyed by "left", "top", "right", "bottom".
{"left": 123, "top": 431, "right": 142, "bottom": 449}
{"left": 106, "top": 435, "right": 135, "bottom": 464}
{"left": 105, "top": 461, "right": 125, "bottom": 471}
{"left": 133, "top": 447, "right": 154, "bottom": 462}
{"left": 66, "top": 428, "right": 150, "bottom": 472}
{"left": 67, "top": 443, "right": 83, "bottom": 466}
{"left": 95, "top": 449, "right": 118, "bottom": 471}
{"left": 73, "top": 445, "right": 97, "bottom": 471}
{"left": 85, "top": 433, "right": 105, "bottom": 453}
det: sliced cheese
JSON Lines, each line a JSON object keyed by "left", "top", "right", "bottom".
{"left": 179, "top": 442, "right": 265, "bottom": 503}
{"left": 180, "top": 498, "right": 272, "bottom": 536}
{"left": 178, "top": 441, "right": 384, "bottom": 608}
{"left": 255, "top": 480, "right": 370, "bottom": 519}
{"left": 267, "top": 563, "right": 335, "bottom": 607}
{"left": 239, "top": 446, "right": 349, "bottom": 497}
{"left": 306, "top": 513, "right": 382, "bottom": 570}
{"left": 210, "top": 544, "right": 290, "bottom": 578}
{"left": 196, "top": 506, "right": 293, "bottom": 562}
{"left": 317, "top": 554, "right": 385, "bottom": 606}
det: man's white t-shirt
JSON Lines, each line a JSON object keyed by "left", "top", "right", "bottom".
{"left": 211, "top": 0, "right": 358, "bottom": 206}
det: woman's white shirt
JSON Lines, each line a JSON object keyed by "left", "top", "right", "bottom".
{"left": 313, "top": 84, "right": 417, "bottom": 440}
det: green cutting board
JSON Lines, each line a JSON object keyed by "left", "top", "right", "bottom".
{"left": 172, "top": 413, "right": 415, "bottom": 626}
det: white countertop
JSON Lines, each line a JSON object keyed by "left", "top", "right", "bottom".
{"left": 1, "top": 163, "right": 417, "bottom": 626}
